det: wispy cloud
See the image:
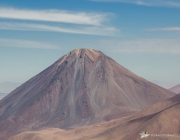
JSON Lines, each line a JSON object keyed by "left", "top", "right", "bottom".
{"left": 99, "top": 39, "right": 180, "bottom": 54}
{"left": 0, "top": 22, "right": 117, "bottom": 36}
{"left": 91, "top": 0, "right": 180, "bottom": 7}
{"left": 0, "top": 38, "right": 58, "bottom": 49}
{"left": 148, "top": 27, "right": 180, "bottom": 31}
{"left": 0, "top": 7, "right": 108, "bottom": 26}
{"left": 0, "top": 7, "right": 117, "bottom": 36}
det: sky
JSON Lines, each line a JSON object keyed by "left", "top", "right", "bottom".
{"left": 0, "top": 0, "right": 180, "bottom": 88}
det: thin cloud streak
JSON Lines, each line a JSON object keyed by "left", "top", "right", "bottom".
{"left": 148, "top": 27, "right": 180, "bottom": 31}
{"left": 91, "top": 0, "right": 180, "bottom": 7}
{"left": 0, "top": 7, "right": 107, "bottom": 26}
{"left": 0, "top": 22, "right": 118, "bottom": 36}
{"left": 0, "top": 38, "right": 58, "bottom": 49}
{"left": 99, "top": 39, "right": 180, "bottom": 54}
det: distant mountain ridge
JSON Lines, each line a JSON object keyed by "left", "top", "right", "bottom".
{"left": 0, "top": 49, "right": 175, "bottom": 140}
{"left": 0, "top": 82, "right": 21, "bottom": 93}
{"left": 169, "top": 84, "right": 180, "bottom": 94}
{"left": 0, "top": 93, "right": 8, "bottom": 100}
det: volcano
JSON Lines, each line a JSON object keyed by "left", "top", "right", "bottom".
{"left": 0, "top": 49, "right": 175, "bottom": 139}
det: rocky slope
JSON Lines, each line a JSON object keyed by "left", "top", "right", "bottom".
{"left": 9, "top": 94, "right": 180, "bottom": 140}
{"left": 92, "top": 93, "right": 180, "bottom": 140}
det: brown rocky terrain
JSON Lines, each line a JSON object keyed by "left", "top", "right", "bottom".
{"left": 0, "top": 49, "right": 175, "bottom": 139}
{"left": 169, "top": 84, "right": 180, "bottom": 94}
{"left": 92, "top": 93, "right": 180, "bottom": 140}
{"left": 9, "top": 94, "right": 180, "bottom": 140}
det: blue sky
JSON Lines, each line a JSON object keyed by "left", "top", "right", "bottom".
{"left": 0, "top": 0, "right": 180, "bottom": 88}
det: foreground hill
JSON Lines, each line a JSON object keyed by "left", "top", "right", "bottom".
{"left": 169, "top": 84, "right": 180, "bottom": 94}
{"left": 93, "top": 93, "right": 180, "bottom": 140}
{"left": 0, "top": 49, "right": 175, "bottom": 139}
{"left": 10, "top": 94, "right": 180, "bottom": 140}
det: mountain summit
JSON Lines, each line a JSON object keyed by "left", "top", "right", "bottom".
{"left": 0, "top": 48, "right": 174, "bottom": 139}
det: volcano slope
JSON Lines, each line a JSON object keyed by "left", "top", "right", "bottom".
{"left": 0, "top": 49, "right": 175, "bottom": 139}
